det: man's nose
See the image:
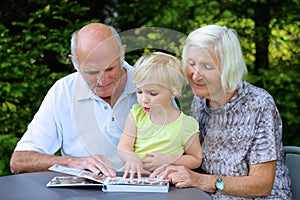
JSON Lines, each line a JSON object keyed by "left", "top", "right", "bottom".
{"left": 97, "top": 72, "right": 108, "bottom": 86}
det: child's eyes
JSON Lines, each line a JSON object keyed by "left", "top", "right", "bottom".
{"left": 136, "top": 91, "right": 158, "bottom": 96}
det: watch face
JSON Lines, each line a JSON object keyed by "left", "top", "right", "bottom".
{"left": 216, "top": 181, "right": 224, "bottom": 190}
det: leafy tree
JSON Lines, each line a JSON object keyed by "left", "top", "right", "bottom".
{"left": 114, "top": 0, "right": 300, "bottom": 145}
{"left": 0, "top": 0, "right": 299, "bottom": 176}
{"left": 0, "top": 0, "right": 106, "bottom": 176}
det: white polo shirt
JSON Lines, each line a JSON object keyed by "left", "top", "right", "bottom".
{"left": 14, "top": 62, "right": 137, "bottom": 170}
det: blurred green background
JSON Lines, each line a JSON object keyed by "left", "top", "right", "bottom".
{"left": 0, "top": 0, "right": 299, "bottom": 176}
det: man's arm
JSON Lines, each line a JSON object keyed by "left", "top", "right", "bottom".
{"left": 10, "top": 151, "right": 116, "bottom": 177}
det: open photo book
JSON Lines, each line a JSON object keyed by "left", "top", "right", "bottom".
{"left": 47, "top": 164, "right": 169, "bottom": 193}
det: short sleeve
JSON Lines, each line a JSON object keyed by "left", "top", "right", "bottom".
{"left": 14, "top": 83, "right": 62, "bottom": 154}
{"left": 249, "top": 100, "right": 281, "bottom": 164}
{"left": 180, "top": 114, "right": 200, "bottom": 145}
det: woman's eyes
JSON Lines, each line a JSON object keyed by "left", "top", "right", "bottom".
{"left": 188, "top": 61, "right": 196, "bottom": 66}
{"left": 203, "top": 65, "right": 213, "bottom": 70}
{"left": 188, "top": 62, "right": 213, "bottom": 70}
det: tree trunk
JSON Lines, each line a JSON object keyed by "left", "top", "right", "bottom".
{"left": 253, "top": 1, "right": 271, "bottom": 75}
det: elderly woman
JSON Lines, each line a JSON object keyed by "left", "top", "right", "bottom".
{"left": 155, "top": 25, "right": 292, "bottom": 199}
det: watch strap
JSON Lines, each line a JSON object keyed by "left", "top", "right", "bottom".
{"left": 214, "top": 175, "right": 224, "bottom": 194}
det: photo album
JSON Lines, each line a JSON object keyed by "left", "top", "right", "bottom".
{"left": 47, "top": 164, "right": 169, "bottom": 193}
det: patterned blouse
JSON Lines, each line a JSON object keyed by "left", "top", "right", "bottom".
{"left": 190, "top": 81, "right": 292, "bottom": 200}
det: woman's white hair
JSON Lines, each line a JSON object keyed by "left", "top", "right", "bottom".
{"left": 182, "top": 25, "right": 248, "bottom": 92}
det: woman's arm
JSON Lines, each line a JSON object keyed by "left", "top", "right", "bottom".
{"left": 161, "top": 160, "right": 276, "bottom": 198}
{"left": 220, "top": 161, "right": 276, "bottom": 197}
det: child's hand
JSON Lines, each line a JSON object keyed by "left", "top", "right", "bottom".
{"left": 123, "top": 159, "right": 143, "bottom": 179}
{"left": 143, "top": 152, "right": 179, "bottom": 172}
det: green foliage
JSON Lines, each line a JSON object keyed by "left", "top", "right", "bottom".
{"left": 0, "top": 135, "right": 19, "bottom": 176}
{"left": 0, "top": 0, "right": 94, "bottom": 176}
{"left": 0, "top": 0, "right": 299, "bottom": 177}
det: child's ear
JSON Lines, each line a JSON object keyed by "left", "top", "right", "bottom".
{"left": 171, "top": 89, "right": 177, "bottom": 98}
{"left": 172, "top": 87, "right": 181, "bottom": 98}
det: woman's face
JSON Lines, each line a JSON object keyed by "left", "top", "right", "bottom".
{"left": 186, "top": 46, "right": 224, "bottom": 101}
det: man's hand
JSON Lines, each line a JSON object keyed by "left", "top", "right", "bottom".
{"left": 68, "top": 154, "right": 116, "bottom": 177}
{"left": 10, "top": 151, "right": 116, "bottom": 177}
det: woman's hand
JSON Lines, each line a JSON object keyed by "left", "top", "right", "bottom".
{"left": 149, "top": 164, "right": 169, "bottom": 178}
{"left": 159, "top": 165, "right": 201, "bottom": 188}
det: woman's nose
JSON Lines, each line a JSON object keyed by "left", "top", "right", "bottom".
{"left": 192, "top": 69, "right": 203, "bottom": 80}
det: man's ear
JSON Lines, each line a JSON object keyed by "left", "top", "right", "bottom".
{"left": 68, "top": 54, "right": 79, "bottom": 71}
{"left": 121, "top": 45, "right": 126, "bottom": 63}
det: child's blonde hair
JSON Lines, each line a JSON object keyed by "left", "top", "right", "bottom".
{"left": 133, "top": 52, "right": 186, "bottom": 97}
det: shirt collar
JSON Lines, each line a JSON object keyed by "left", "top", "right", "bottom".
{"left": 74, "top": 72, "right": 94, "bottom": 101}
{"left": 204, "top": 81, "right": 246, "bottom": 113}
{"left": 122, "top": 61, "right": 136, "bottom": 96}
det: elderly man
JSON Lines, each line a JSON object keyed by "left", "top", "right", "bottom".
{"left": 10, "top": 23, "right": 137, "bottom": 177}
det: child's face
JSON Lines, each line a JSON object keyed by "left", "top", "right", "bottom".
{"left": 136, "top": 83, "right": 173, "bottom": 114}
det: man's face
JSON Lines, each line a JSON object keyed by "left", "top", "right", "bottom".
{"left": 78, "top": 40, "right": 122, "bottom": 98}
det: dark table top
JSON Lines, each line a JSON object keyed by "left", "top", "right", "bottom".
{"left": 0, "top": 171, "right": 212, "bottom": 200}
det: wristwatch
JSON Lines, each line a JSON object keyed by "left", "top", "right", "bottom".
{"left": 214, "top": 175, "right": 224, "bottom": 194}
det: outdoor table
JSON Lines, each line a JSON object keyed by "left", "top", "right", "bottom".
{"left": 0, "top": 171, "right": 212, "bottom": 200}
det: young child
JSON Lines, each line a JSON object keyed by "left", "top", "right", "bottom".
{"left": 118, "top": 52, "right": 202, "bottom": 179}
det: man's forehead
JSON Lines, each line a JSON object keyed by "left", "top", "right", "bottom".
{"left": 79, "top": 40, "right": 120, "bottom": 69}
{"left": 81, "top": 57, "right": 120, "bottom": 70}
{"left": 77, "top": 23, "right": 112, "bottom": 49}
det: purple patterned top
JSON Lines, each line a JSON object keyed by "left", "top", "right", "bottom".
{"left": 190, "top": 81, "right": 292, "bottom": 199}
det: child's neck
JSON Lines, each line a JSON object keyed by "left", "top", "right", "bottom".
{"left": 150, "top": 106, "right": 180, "bottom": 126}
